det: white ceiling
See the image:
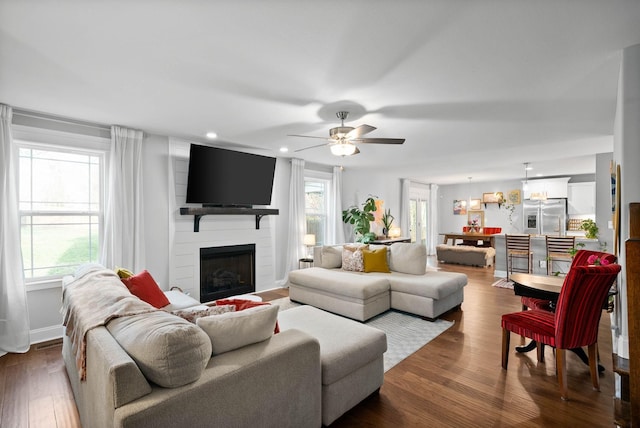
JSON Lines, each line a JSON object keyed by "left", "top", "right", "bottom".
{"left": 2, "top": 1, "right": 640, "bottom": 184}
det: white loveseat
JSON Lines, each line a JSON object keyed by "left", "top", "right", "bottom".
{"left": 287, "top": 243, "right": 467, "bottom": 321}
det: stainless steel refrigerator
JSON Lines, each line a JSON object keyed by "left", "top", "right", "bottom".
{"left": 522, "top": 198, "right": 567, "bottom": 236}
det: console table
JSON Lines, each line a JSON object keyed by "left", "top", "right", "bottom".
{"left": 370, "top": 237, "right": 411, "bottom": 245}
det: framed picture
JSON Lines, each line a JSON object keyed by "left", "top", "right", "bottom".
{"left": 469, "top": 198, "right": 481, "bottom": 210}
{"left": 468, "top": 210, "right": 484, "bottom": 228}
{"left": 453, "top": 200, "right": 467, "bottom": 215}
{"left": 482, "top": 192, "right": 504, "bottom": 204}
{"left": 507, "top": 189, "right": 522, "bottom": 205}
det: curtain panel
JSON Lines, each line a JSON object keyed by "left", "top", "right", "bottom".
{"left": 101, "top": 125, "right": 145, "bottom": 272}
{"left": 286, "top": 158, "right": 306, "bottom": 272}
{"left": 0, "top": 104, "right": 30, "bottom": 353}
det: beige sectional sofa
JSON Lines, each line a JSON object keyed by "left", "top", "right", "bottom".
{"left": 61, "top": 265, "right": 386, "bottom": 428}
{"left": 287, "top": 243, "right": 468, "bottom": 321}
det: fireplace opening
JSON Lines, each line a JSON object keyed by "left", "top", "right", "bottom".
{"left": 200, "top": 244, "right": 255, "bottom": 303}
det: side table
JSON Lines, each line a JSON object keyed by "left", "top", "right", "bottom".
{"left": 299, "top": 257, "right": 314, "bottom": 269}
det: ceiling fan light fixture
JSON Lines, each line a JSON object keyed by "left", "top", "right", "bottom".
{"left": 330, "top": 142, "right": 357, "bottom": 156}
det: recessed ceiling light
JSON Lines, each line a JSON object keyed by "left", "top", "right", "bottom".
{"left": 205, "top": 131, "right": 218, "bottom": 139}
{"left": 279, "top": 147, "right": 289, "bottom": 153}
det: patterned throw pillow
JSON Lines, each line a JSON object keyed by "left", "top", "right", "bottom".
{"left": 342, "top": 244, "right": 368, "bottom": 272}
{"left": 172, "top": 305, "right": 236, "bottom": 323}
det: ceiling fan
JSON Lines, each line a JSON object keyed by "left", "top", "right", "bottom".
{"left": 288, "top": 111, "right": 405, "bottom": 156}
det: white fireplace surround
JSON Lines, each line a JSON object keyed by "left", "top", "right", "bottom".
{"left": 169, "top": 139, "right": 276, "bottom": 300}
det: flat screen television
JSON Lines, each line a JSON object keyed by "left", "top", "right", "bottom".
{"left": 185, "top": 144, "right": 276, "bottom": 207}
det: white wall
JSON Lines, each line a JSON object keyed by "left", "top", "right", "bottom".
{"left": 611, "top": 43, "right": 640, "bottom": 359}
{"left": 438, "top": 179, "right": 525, "bottom": 234}
{"left": 341, "top": 168, "right": 404, "bottom": 241}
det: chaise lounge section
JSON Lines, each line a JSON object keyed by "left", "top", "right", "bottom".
{"left": 287, "top": 243, "right": 467, "bottom": 322}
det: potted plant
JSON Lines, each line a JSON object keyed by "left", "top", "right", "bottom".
{"left": 381, "top": 209, "right": 395, "bottom": 237}
{"left": 342, "top": 196, "right": 378, "bottom": 243}
{"left": 580, "top": 219, "right": 599, "bottom": 239}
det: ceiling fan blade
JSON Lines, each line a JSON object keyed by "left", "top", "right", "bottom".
{"left": 345, "top": 124, "right": 376, "bottom": 139}
{"left": 288, "top": 134, "right": 330, "bottom": 140}
{"left": 354, "top": 138, "right": 405, "bottom": 145}
{"left": 294, "top": 142, "right": 329, "bottom": 152}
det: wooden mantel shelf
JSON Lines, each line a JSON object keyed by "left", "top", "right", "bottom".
{"left": 180, "top": 207, "right": 279, "bottom": 232}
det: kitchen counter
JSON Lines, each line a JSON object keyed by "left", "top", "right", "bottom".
{"left": 494, "top": 234, "right": 601, "bottom": 277}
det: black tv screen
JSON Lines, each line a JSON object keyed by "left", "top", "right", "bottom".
{"left": 185, "top": 144, "right": 276, "bottom": 207}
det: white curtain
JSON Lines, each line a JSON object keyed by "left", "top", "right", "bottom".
{"left": 286, "top": 158, "right": 306, "bottom": 272}
{"left": 328, "top": 166, "right": 346, "bottom": 244}
{"left": 400, "top": 178, "right": 411, "bottom": 240}
{"left": 0, "top": 104, "right": 30, "bottom": 353}
{"left": 428, "top": 184, "right": 439, "bottom": 255}
{"left": 101, "top": 125, "right": 145, "bottom": 271}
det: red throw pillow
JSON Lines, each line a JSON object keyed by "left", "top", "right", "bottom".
{"left": 121, "top": 270, "right": 170, "bottom": 308}
{"left": 215, "top": 298, "right": 279, "bottom": 333}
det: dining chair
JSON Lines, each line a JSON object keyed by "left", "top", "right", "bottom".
{"left": 546, "top": 236, "right": 576, "bottom": 275}
{"left": 505, "top": 234, "right": 533, "bottom": 281}
{"left": 520, "top": 249, "right": 618, "bottom": 362}
{"left": 501, "top": 262, "right": 621, "bottom": 400}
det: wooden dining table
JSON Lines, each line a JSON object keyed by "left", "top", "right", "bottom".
{"left": 440, "top": 232, "right": 498, "bottom": 248}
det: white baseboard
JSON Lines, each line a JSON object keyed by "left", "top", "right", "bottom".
{"left": 30, "top": 325, "right": 64, "bottom": 345}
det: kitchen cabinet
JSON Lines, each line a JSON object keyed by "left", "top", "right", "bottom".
{"left": 523, "top": 177, "right": 570, "bottom": 199}
{"left": 568, "top": 182, "right": 595, "bottom": 215}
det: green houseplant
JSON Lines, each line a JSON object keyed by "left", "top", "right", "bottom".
{"left": 580, "top": 219, "right": 599, "bottom": 239}
{"left": 342, "top": 196, "right": 378, "bottom": 243}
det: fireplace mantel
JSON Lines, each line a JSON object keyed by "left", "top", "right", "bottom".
{"left": 180, "top": 207, "right": 279, "bottom": 232}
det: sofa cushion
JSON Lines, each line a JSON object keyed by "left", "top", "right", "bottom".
{"left": 380, "top": 271, "right": 467, "bottom": 300}
{"left": 389, "top": 243, "right": 427, "bottom": 275}
{"left": 214, "top": 299, "right": 280, "bottom": 333}
{"left": 342, "top": 244, "right": 367, "bottom": 272}
{"left": 197, "top": 305, "right": 279, "bottom": 355}
{"left": 106, "top": 310, "right": 211, "bottom": 388}
{"left": 362, "top": 247, "right": 391, "bottom": 273}
{"left": 321, "top": 246, "right": 343, "bottom": 269}
{"left": 121, "top": 270, "right": 170, "bottom": 308}
{"left": 288, "top": 267, "right": 389, "bottom": 299}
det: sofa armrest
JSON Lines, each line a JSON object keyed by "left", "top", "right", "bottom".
{"left": 114, "top": 329, "right": 322, "bottom": 428}
{"left": 64, "top": 326, "right": 152, "bottom": 427}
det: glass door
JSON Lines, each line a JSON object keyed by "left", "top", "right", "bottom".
{"left": 409, "top": 199, "right": 428, "bottom": 244}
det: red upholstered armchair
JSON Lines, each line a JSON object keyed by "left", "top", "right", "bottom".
{"left": 501, "top": 262, "right": 621, "bottom": 400}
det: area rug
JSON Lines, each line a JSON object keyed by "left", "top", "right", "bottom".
{"left": 270, "top": 298, "right": 453, "bottom": 372}
{"left": 491, "top": 278, "right": 514, "bottom": 289}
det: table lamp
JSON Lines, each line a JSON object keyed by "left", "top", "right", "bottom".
{"left": 388, "top": 227, "right": 402, "bottom": 238}
{"left": 303, "top": 234, "right": 316, "bottom": 258}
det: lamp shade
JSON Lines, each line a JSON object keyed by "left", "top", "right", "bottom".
{"left": 388, "top": 227, "right": 402, "bottom": 238}
{"left": 303, "top": 234, "right": 316, "bottom": 246}
{"left": 330, "top": 142, "right": 357, "bottom": 156}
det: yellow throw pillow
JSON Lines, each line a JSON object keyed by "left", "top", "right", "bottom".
{"left": 115, "top": 266, "right": 134, "bottom": 279}
{"left": 362, "top": 247, "right": 391, "bottom": 273}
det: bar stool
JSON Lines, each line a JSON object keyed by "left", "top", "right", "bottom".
{"left": 505, "top": 234, "right": 533, "bottom": 281}
{"left": 546, "top": 236, "right": 576, "bottom": 276}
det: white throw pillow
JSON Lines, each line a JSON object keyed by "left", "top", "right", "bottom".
{"left": 196, "top": 304, "right": 279, "bottom": 355}
{"left": 163, "top": 290, "right": 203, "bottom": 311}
{"left": 389, "top": 243, "right": 427, "bottom": 275}
{"left": 321, "top": 246, "right": 343, "bottom": 269}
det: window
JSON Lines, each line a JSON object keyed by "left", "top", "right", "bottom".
{"left": 304, "top": 174, "right": 331, "bottom": 246}
{"left": 18, "top": 144, "right": 104, "bottom": 280}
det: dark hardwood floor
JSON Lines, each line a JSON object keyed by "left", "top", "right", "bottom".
{"left": 0, "top": 259, "right": 617, "bottom": 427}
